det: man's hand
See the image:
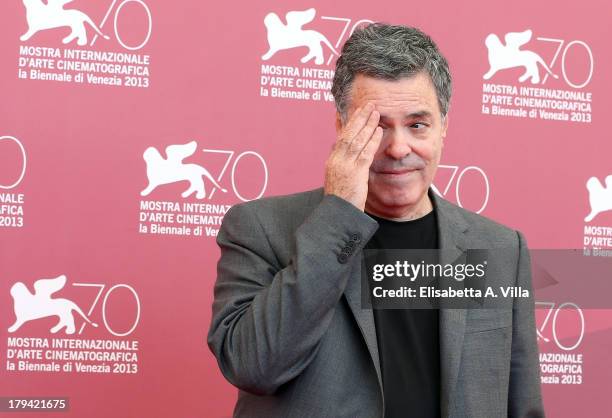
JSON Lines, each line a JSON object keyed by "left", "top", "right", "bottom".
{"left": 324, "top": 102, "right": 383, "bottom": 211}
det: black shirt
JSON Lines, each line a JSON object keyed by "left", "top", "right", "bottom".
{"left": 364, "top": 209, "right": 441, "bottom": 418}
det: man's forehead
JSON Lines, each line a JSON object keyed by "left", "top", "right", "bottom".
{"left": 352, "top": 72, "right": 435, "bottom": 93}
{"left": 349, "top": 73, "right": 439, "bottom": 116}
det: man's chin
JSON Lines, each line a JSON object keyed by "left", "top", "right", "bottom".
{"left": 367, "top": 187, "right": 426, "bottom": 209}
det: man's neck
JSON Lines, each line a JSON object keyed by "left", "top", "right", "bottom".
{"left": 364, "top": 193, "right": 433, "bottom": 222}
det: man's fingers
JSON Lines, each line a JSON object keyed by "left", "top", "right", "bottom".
{"left": 338, "top": 103, "right": 375, "bottom": 147}
{"left": 348, "top": 102, "right": 376, "bottom": 138}
{"left": 335, "top": 105, "right": 361, "bottom": 148}
{"left": 325, "top": 102, "right": 379, "bottom": 211}
{"left": 356, "top": 126, "right": 383, "bottom": 163}
{"left": 348, "top": 108, "right": 380, "bottom": 155}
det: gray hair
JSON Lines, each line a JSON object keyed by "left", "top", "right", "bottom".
{"left": 331, "top": 23, "right": 452, "bottom": 121}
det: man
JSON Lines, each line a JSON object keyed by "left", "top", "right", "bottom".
{"left": 208, "top": 24, "right": 544, "bottom": 418}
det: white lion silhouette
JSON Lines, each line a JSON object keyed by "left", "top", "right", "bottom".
{"left": 8, "top": 274, "right": 98, "bottom": 335}
{"left": 483, "top": 29, "right": 558, "bottom": 84}
{"left": 141, "top": 141, "right": 227, "bottom": 200}
{"left": 262, "top": 8, "right": 338, "bottom": 65}
{"left": 20, "top": 0, "right": 109, "bottom": 46}
{"left": 585, "top": 175, "right": 612, "bottom": 222}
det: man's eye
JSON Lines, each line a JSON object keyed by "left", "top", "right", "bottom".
{"left": 411, "top": 123, "right": 427, "bottom": 129}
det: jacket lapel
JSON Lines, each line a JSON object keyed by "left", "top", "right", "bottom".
{"left": 432, "top": 191, "right": 469, "bottom": 418}
{"left": 343, "top": 252, "right": 384, "bottom": 393}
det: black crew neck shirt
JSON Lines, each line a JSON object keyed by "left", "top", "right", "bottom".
{"left": 364, "top": 209, "right": 441, "bottom": 418}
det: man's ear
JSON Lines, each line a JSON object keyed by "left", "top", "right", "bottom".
{"left": 441, "top": 113, "right": 449, "bottom": 140}
{"left": 335, "top": 111, "right": 343, "bottom": 134}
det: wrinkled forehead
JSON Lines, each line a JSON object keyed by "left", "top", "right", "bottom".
{"left": 345, "top": 73, "right": 441, "bottom": 120}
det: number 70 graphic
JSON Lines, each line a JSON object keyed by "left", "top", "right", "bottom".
{"left": 201, "top": 149, "right": 269, "bottom": 202}
{"left": 432, "top": 165, "right": 490, "bottom": 214}
{"left": 73, "top": 283, "right": 141, "bottom": 337}
{"left": 536, "top": 301, "right": 585, "bottom": 351}
{"left": 90, "top": 0, "right": 152, "bottom": 50}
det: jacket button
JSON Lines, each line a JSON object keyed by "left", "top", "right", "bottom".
{"left": 346, "top": 240, "right": 357, "bottom": 250}
{"left": 337, "top": 253, "right": 349, "bottom": 263}
{"left": 350, "top": 233, "right": 362, "bottom": 243}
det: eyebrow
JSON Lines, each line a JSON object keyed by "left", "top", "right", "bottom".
{"left": 379, "top": 111, "right": 433, "bottom": 121}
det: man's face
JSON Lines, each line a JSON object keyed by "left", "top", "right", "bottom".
{"left": 336, "top": 72, "right": 448, "bottom": 219}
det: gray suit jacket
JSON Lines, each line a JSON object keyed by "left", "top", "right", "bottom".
{"left": 208, "top": 187, "right": 544, "bottom": 418}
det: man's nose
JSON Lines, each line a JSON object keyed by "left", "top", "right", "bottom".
{"left": 383, "top": 128, "right": 413, "bottom": 160}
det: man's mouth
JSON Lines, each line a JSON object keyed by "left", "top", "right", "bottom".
{"left": 375, "top": 168, "right": 419, "bottom": 175}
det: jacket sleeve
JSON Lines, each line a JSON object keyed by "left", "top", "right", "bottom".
{"left": 508, "top": 230, "right": 546, "bottom": 417}
{"left": 207, "top": 194, "right": 379, "bottom": 395}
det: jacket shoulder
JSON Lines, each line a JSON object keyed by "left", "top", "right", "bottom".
{"left": 222, "top": 187, "right": 324, "bottom": 235}
{"left": 438, "top": 197, "right": 520, "bottom": 247}
{"left": 228, "top": 187, "right": 323, "bottom": 216}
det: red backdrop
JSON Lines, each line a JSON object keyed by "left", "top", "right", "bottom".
{"left": 1, "top": 0, "right": 610, "bottom": 416}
